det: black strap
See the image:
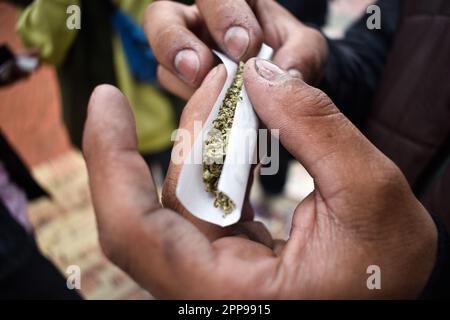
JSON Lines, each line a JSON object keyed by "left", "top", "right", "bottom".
{"left": 0, "top": 132, "right": 47, "bottom": 200}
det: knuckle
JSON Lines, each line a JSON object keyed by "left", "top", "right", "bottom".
{"left": 143, "top": 3, "right": 158, "bottom": 29}
{"left": 154, "top": 24, "right": 175, "bottom": 47}
{"left": 97, "top": 221, "right": 133, "bottom": 273}
{"left": 98, "top": 235, "right": 115, "bottom": 262}
{"left": 145, "top": 1, "right": 170, "bottom": 21}
{"left": 144, "top": 2, "right": 183, "bottom": 48}
{"left": 98, "top": 228, "right": 124, "bottom": 265}
{"left": 283, "top": 84, "right": 336, "bottom": 117}
{"left": 302, "top": 86, "right": 332, "bottom": 108}
{"left": 155, "top": 25, "right": 191, "bottom": 58}
{"left": 367, "top": 157, "right": 408, "bottom": 201}
{"left": 378, "top": 162, "right": 406, "bottom": 190}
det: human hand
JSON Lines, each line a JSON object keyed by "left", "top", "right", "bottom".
{"left": 83, "top": 60, "right": 436, "bottom": 299}
{"left": 144, "top": 0, "right": 328, "bottom": 100}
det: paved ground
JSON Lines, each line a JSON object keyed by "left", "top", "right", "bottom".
{"left": 0, "top": 1, "right": 373, "bottom": 299}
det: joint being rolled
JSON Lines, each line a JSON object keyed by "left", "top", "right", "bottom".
{"left": 202, "top": 61, "right": 245, "bottom": 215}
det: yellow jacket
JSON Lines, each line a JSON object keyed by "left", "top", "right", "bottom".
{"left": 16, "top": 0, "right": 175, "bottom": 154}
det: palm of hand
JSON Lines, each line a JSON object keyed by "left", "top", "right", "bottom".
{"left": 84, "top": 60, "right": 436, "bottom": 300}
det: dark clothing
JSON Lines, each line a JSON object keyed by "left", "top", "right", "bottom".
{"left": 0, "top": 199, "right": 34, "bottom": 282}
{"left": 321, "top": 0, "right": 400, "bottom": 127}
{"left": 260, "top": 144, "right": 291, "bottom": 195}
{"left": 0, "top": 132, "right": 46, "bottom": 232}
{"left": 278, "top": 0, "right": 328, "bottom": 28}
{"left": 364, "top": 0, "right": 450, "bottom": 232}
{"left": 320, "top": 0, "right": 450, "bottom": 298}
{"left": 321, "top": 0, "right": 450, "bottom": 231}
{"left": 421, "top": 214, "right": 450, "bottom": 299}
{"left": 260, "top": 0, "right": 329, "bottom": 196}
{"left": 0, "top": 202, "right": 82, "bottom": 300}
{"left": 0, "top": 133, "right": 81, "bottom": 299}
{"left": 142, "top": 147, "right": 172, "bottom": 177}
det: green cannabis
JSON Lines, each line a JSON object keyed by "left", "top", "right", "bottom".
{"left": 203, "top": 62, "right": 245, "bottom": 215}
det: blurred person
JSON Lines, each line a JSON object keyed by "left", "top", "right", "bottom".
{"left": 82, "top": 62, "right": 449, "bottom": 299}
{"left": 142, "top": 0, "right": 450, "bottom": 232}
{"left": 1, "top": 15, "right": 81, "bottom": 300}
{"left": 0, "top": 132, "right": 81, "bottom": 299}
{"left": 11, "top": 0, "right": 176, "bottom": 175}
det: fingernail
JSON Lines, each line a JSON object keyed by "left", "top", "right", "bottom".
{"left": 255, "top": 59, "right": 286, "bottom": 81}
{"left": 174, "top": 49, "right": 200, "bottom": 84}
{"left": 224, "top": 26, "right": 250, "bottom": 60}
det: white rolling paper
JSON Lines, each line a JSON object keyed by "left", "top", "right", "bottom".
{"left": 176, "top": 44, "right": 274, "bottom": 227}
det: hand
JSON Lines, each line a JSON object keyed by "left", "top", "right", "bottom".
{"left": 144, "top": 0, "right": 328, "bottom": 100}
{"left": 83, "top": 60, "right": 437, "bottom": 299}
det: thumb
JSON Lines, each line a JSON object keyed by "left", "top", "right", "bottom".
{"left": 244, "top": 58, "right": 389, "bottom": 201}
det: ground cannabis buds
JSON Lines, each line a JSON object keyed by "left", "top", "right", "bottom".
{"left": 202, "top": 62, "right": 245, "bottom": 215}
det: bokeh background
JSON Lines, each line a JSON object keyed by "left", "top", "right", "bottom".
{"left": 0, "top": 0, "right": 374, "bottom": 299}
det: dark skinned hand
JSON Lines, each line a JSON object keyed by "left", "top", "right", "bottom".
{"left": 83, "top": 59, "right": 436, "bottom": 299}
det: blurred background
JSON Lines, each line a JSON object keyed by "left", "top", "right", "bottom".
{"left": 0, "top": 0, "right": 374, "bottom": 299}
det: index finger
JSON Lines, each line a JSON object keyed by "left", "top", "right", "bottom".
{"left": 144, "top": 1, "right": 216, "bottom": 87}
